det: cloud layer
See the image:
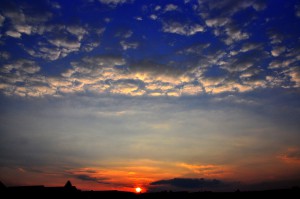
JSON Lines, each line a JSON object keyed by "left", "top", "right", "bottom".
{"left": 0, "top": 0, "right": 299, "bottom": 97}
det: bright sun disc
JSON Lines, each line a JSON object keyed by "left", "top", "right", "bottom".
{"left": 135, "top": 187, "right": 142, "bottom": 193}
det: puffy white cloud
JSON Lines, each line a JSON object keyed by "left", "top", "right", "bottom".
{"left": 222, "top": 59, "right": 252, "bottom": 72}
{"left": 110, "top": 82, "right": 139, "bottom": 95}
{"left": 243, "top": 78, "right": 267, "bottom": 88}
{"left": 1, "top": 59, "right": 40, "bottom": 74}
{"left": 2, "top": 4, "right": 52, "bottom": 38}
{"left": 0, "top": 83, "right": 10, "bottom": 90}
{"left": 0, "top": 60, "right": 54, "bottom": 97}
{"left": 50, "top": 2, "right": 61, "bottom": 9}
{"left": 26, "top": 46, "right": 61, "bottom": 61}
{"left": 271, "top": 46, "right": 286, "bottom": 57}
{"left": 83, "top": 42, "right": 100, "bottom": 52}
{"left": 266, "top": 75, "right": 287, "bottom": 88}
{"left": 15, "top": 24, "right": 32, "bottom": 35}
{"left": 1, "top": 2, "right": 95, "bottom": 61}
{"left": 49, "top": 37, "right": 81, "bottom": 50}
{"left": 162, "top": 21, "right": 204, "bottom": 36}
{"left": 288, "top": 67, "right": 300, "bottom": 87}
{"left": 239, "top": 68, "right": 261, "bottom": 79}
{"left": 229, "top": 43, "right": 263, "bottom": 58}
{"left": 6, "top": 30, "right": 21, "bottom": 38}
{"left": 150, "top": 14, "right": 158, "bottom": 20}
{"left": 224, "top": 25, "right": 249, "bottom": 45}
{"left": 200, "top": 1, "right": 265, "bottom": 45}
{"left": 146, "top": 82, "right": 173, "bottom": 91}
{"left": 229, "top": 50, "right": 239, "bottom": 56}
{"left": 202, "top": 76, "right": 224, "bottom": 86}
{"left": 200, "top": 0, "right": 265, "bottom": 17}
{"left": 59, "top": 55, "right": 127, "bottom": 90}
{"left": 167, "top": 90, "right": 180, "bottom": 97}
{"left": 0, "top": 51, "right": 10, "bottom": 60}
{"left": 268, "top": 60, "right": 282, "bottom": 69}
{"left": 66, "top": 26, "right": 88, "bottom": 41}
{"left": 24, "top": 24, "right": 94, "bottom": 60}
{"left": 204, "top": 80, "right": 257, "bottom": 94}
{"left": 240, "top": 43, "right": 262, "bottom": 53}
{"left": 148, "top": 91, "right": 164, "bottom": 97}
{"left": 155, "top": 5, "right": 161, "bottom": 11}
{"left": 205, "top": 17, "right": 230, "bottom": 27}
{"left": 181, "top": 84, "right": 203, "bottom": 95}
{"left": 31, "top": 85, "right": 57, "bottom": 96}
{"left": 164, "top": 4, "right": 178, "bottom": 12}
{"left": 268, "top": 31, "right": 284, "bottom": 44}
{"left": 135, "top": 16, "right": 143, "bottom": 21}
{"left": 120, "top": 40, "right": 139, "bottom": 50}
{"left": 47, "top": 78, "right": 72, "bottom": 87}
{"left": 99, "top": 0, "right": 130, "bottom": 6}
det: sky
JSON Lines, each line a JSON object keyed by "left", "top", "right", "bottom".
{"left": 0, "top": 0, "right": 300, "bottom": 193}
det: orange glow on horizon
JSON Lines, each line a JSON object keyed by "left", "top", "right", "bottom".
{"left": 9, "top": 158, "right": 299, "bottom": 192}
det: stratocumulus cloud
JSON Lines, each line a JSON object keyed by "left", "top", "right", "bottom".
{"left": 0, "top": 0, "right": 299, "bottom": 97}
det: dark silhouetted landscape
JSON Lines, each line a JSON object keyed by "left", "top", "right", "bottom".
{"left": 1, "top": 181, "right": 299, "bottom": 199}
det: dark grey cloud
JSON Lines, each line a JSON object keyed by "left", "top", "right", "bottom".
{"left": 222, "top": 50, "right": 269, "bottom": 72}
{"left": 279, "top": 148, "right": 300, "bottom": 162}
{"left": 73, "top": 174, "right": 108, "bottom": 184}
{"left": 72, "top": 54, "right": 126, "bottom": 70}
{"left": 285, "top": 150, "right": 300, "bottom": 160}
{"left": 149, "top": 177, "right": 300, "bottom": 192}
{"left": 128, "top": 59, "right": 178, "bottom": 75}
{"left": 177, "top": 43, "right": 211, "bottom": 55}
{"left": 151, "top": 178, "right": 224, "bottom": 189}
{"left": 240, "top": 179, "right": 300, "bottom": 191}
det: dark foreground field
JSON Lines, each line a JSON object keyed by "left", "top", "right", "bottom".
{"left": 1, "top": 188, "right": 300, "bottom": 199}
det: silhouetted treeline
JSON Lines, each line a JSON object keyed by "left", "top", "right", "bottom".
{"left": 1, "top": 181, "right": 299, "bottom": 199}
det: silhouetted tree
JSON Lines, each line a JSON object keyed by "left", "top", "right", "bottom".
{"left": 64, "top": 180, "right": 73, "bottom": 188}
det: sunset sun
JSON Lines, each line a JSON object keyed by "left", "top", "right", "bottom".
{"left": 135, "top": 187, "right": 142, "bottom": 193}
